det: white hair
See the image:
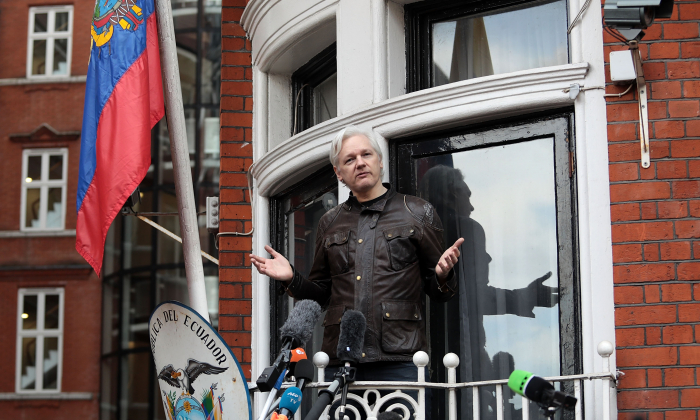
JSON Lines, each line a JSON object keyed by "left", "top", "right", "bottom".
{"left": 329, "top": 125, "right": 383, "bottom": 168}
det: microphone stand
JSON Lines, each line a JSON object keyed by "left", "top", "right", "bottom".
{"left": 303, "top": 365, "right": 356, "bottom": 420}
{"left": 337, "top": 364, "right": 356, "bottom": 420}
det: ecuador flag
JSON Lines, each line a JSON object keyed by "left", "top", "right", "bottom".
{"left": 77, "top": 0, "right": 164, "bottom": 275}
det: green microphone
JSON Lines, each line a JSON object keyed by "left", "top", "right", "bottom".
{"left": 507, "top": 370, "right": 577, "bottom": 415}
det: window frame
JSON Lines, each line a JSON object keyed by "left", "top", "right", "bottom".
{"left": 26, "top": 5, "right": 74, "bottom": 79}
{"left": 20, "top": 148, "right": 68, "bottom": 232}
{"left": 404, "top": 0, "right": 570, "bottom": 92}
{"left": 291, "top": 43, "right": 337, "bottom": 135}
{"left": 15, "top": 288, "right": 65, "bottom": 393}
{"left": 393, "top": 111, "right": 580, "bottom": 419}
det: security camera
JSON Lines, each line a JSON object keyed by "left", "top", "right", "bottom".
{"left": 604, "top": 0, "right": 674, "bottom": 40}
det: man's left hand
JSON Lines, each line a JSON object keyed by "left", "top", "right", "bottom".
{"left": 436, "top": 238, "right": 464, "bottom": 280}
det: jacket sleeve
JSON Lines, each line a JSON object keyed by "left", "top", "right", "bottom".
{"left": 409, "top": 198, "right": 458, "bottom": 302}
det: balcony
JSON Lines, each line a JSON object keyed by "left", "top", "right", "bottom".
{"left": 250, "top": 341, "right": 617, "bottom": 420}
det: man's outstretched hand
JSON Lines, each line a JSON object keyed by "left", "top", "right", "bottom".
{"left": 436, "top": 238, "right": 465, "bottom": 280}
{"left": 250, "top": 245, "right": 294, "bottom": 281}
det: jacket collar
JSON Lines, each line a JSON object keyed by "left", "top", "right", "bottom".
{"left": 344, "top": 183, "right": 396, "bottom": 212}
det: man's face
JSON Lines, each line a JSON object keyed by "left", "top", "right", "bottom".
{"left": 334, "top": 135, "right": 384, "bottom": 196}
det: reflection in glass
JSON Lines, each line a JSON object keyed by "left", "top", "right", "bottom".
{"left": 123, "top": 352, "right": 150, "bottom": 420}
{"left": 418, "top": 139, "right": 560, "bottom": 419}
{"left": 28, "top": 156, "right": 42, "bottom": 181}
{"left": 102, "top": 278, "right": 121, "bottom": 355}
{"left": 23, "top": 295, "right": 38, "bottom": 329}
{"left": 55, "top": 12, "right": 69, "bottom": 31}
{"left": 431, "top": 0, "right": 568, "bottom": 86}
{"left": 47, "top": 188, "right": 63, "bottom": 228}
{"left": 201, "top": 11, "right": 222, "bottom": 105}
{"left": 34, "top": 13, "right": 48, "bottom": 32}
{"left": 21, "top": 337, "right": 37, "bottom": 390}
{"left": 25, "top": 188, "right": 41, "bottom": 228}
{"left": 43, "top": 337, "right": 59, "bottom": 389}
{"left": 49, "top": 155, "right": 63, "bottom": 179}
{"left": 104, "top": 215, "right": 123, "bottom": 276}
{"left": 123, "top": 191, "right": 153, "bottom": 269}
{"left": 101, "top": 357, "right": 119, "bottom": 420}
{"left": 313, "top": 73, "right": 337, "bottom": 125}
{"left": 177, "top": 41, "right": 197, "bottom": 105}
{"left": 123, "top": 275, "right": 152, "bottom": 349}
{"left": 53, "top": 38, "right": 68, "bottom": 75}
{"left": 45, "top": 294, "right": 60, "bottom": 329}
{"left": 32, "top": 40, "right": 47, "bottom": 75}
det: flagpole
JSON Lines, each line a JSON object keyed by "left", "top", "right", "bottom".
{"left": 154, "top": 0, "right": 210, "bottom": 322}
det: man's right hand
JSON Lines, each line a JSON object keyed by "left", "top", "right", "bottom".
{"left": 250, "top": 245, "right": 294, "bottom": 281}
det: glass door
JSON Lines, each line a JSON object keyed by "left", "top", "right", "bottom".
{"left": 394, "top": 114, "right": 580, "bottom": 420}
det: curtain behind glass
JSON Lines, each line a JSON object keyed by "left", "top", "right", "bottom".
{"left": 432, "top": 0, "right": 568, "bottom": 87}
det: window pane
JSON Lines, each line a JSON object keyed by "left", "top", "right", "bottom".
{"left": 46, "top": 188, "right": 63, "bottom": 228}
{"left": 43, "top": 337, "right": 59, "bottom": 389}
{"left": 313, "top": 73, "right": 337, "bottom": 125}
{"left": 45, "top": 294, "right": 60, "bottom": 329}
{"left": 49, "top": 155, "right": 64, "bottom": 180}
{"left": 52, "top": 39, "right": 69, "bottom": 75}
{"left": 20, "top": 337, "right": 37, "bottom": 390}
{"left": 100, "top": 357, "right": 119, "bottom": 420}
{"left": 124, "top": 274, "right": 152, "bottom": 349}
{"left": 34, "top": 13, "right": 48, "bottom": 32}
{"left": 417, "top": 139, "right": 560, "bottom": 419}
{"left": 102, "top": 278, "right": 121, "bottom": 355}
{"left": 431, "top": 0, "right": 568, "bottom": 86}
{"left": 123, "top": 352, "right": 150, "bottom": 420}
{"left": 55, "top": 12, "right": 69, "bottom": 32}
{"left": 32, "top": 40, "right": 47, "bottom": 75}
{"left": 27, "top": 155, "right": 42, "bottom": 181}
{"left": 25, "top": 188, "right": 42, "bottom": 228}
{"left": 22, "top": 294, "right": 38, "bottom": 329}
{"left": 201, "top": 11, "right": 221, "bottom": 105}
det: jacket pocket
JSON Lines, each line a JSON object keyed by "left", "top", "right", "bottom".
{"left": 324, "top": 231, "right": 351, "bottom": 275}
{"left": 380, "top": 300, "right": 422, "bottom": 354}
{"left": 383, "top": 225, "right": 417, "bottom": 271}
{"left": 322, "top": 305, "right": 345, "bottom": 357}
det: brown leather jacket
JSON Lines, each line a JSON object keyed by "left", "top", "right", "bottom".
{"left": 285, "top": 185, "right": 457, "bottom": 365}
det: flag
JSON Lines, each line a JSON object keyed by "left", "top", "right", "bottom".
{"left": 77, "top": 0, "right": 164, "bottom": 275}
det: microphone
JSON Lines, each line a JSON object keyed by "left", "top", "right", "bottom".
{"left": 293, "top": 358, "right": 315, "bottom": 391}
{"left": 278, "top": 387, "right": 303, "bottom": 419}
{"left": 272, "top": 387, "right": 303, "bottom": 420}
{"left": 257, "top": 300, "right": 322, "bottom": 392}
{"left": 336, "top": 310, "right": 366, "bottom": 420}
{"left": 336, "top": 310, "right": 366, "bottom": 365}
{"left": 507, "top": 370, "right": 577, "bottom": 415}
{"left": 304, "top": 310, "right": 366, "bottom": 420}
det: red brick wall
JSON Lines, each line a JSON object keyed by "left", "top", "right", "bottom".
{"left": 606, "top": 2, "right": 700, "bottom": 419}
{"left": 0, "top": 269, "right": 101, "bottom": 420}
{"left": 219, "top": 0, "right": 254, "bottom": 381}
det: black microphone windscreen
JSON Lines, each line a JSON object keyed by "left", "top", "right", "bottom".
{"left": 280, "top": 300, "right": 322, "bottom": 347}
{"left": 336, "top": 310, "right": 366, "bottom": 364}
{"left": 294, "top": 358, "right": 315, "bottom": 381}
{"left": 377, "top": 412, "right": 402, "bottom": 420}
{"left": 523, "top": 375, "right": 555, "bottom": 402}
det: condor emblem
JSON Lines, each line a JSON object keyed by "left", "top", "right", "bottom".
{"left": 150, "top": 301, "right": 252, "bottom": 420}
{"left": 91, "top": 0, "right": 144, "bottom": 47}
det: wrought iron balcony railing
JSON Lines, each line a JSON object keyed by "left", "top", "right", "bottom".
{"left": 251, "top": 341, "right": 617, "bottom": 420}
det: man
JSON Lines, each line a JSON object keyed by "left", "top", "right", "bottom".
{"left": 251, "top": 125, "right": 463, "bottom": 377}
